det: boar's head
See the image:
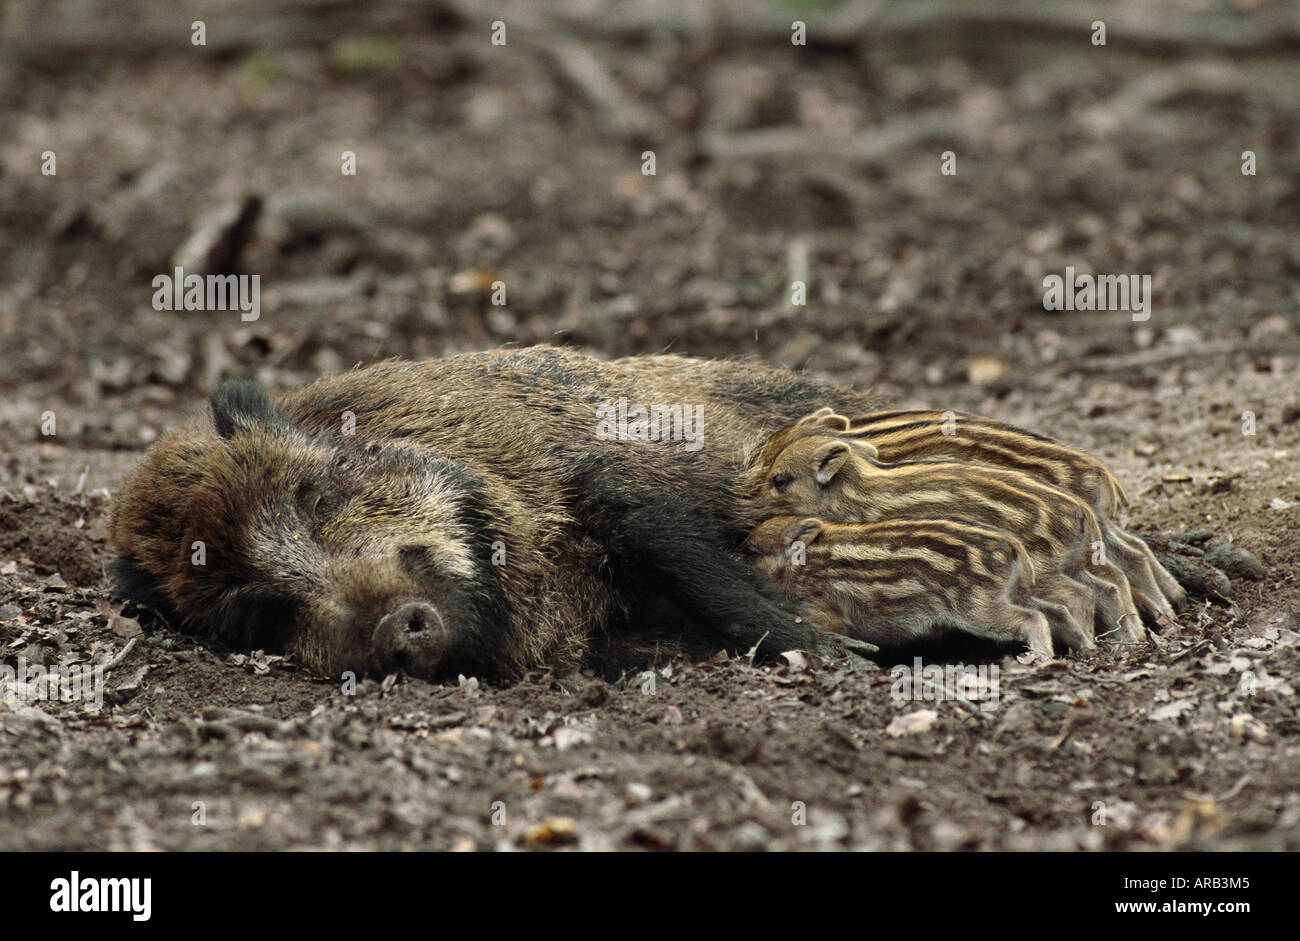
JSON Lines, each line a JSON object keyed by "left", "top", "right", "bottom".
{"left": 109, "top": 380, "right": 518, "bottom": 681}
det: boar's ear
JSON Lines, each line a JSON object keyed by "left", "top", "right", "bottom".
{"left": 811, "top": 441, "right": 850, "bottom": 486}
{"left": 211, "top": 379, "right": 293, "bottom": 439}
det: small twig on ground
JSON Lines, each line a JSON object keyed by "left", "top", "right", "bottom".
{"left": 1217, "top": 775, "right": 1253, "bottom": 803}
{"left": 99, "top": 637, "right": 138, "bottom": 673}
{"left": 912, "top": 678, "right": 994, "bottom": 722}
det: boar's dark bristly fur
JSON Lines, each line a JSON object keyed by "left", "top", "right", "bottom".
{"left": 109, "top": 346, "right": 878, "bottom": 681}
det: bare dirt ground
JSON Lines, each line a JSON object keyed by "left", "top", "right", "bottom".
{"left": 1, "top": 0, "right": 1298, "bottom": 851}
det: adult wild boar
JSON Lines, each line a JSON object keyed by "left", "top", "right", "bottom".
{"left": 110, "top": 346, "right": 878, "bottom": 680}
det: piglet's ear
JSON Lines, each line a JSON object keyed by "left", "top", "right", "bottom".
{"left": 784, "top": 517, "right": 824, "bottom": 547}
{"left": 811, "top": 441, "right": 850, "bottom": 486}
{"left": 211, "top": 379, "right": 293, "bottom": 439}
{"left": 798, "top": 409, "right": 850, "bottom": 433}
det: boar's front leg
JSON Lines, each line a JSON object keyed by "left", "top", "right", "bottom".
{"left": 608, "top": 493, "right": 877, "bottom": 660}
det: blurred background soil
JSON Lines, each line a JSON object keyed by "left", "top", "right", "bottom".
{"left": 0, "top": 0, "right": 1298, "bottom": 850}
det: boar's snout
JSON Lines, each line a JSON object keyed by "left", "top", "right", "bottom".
{"left": 372, "top": 602, "right": 450, "bottom": 676}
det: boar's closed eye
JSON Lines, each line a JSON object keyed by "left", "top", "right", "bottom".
{"left": 772, "top": 473, "right": 794, "bottom": 493}
{"left": 295, "top": 482, "right": 342, "bottom": 520}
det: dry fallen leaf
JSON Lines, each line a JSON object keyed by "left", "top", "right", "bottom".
{"left": 779, "top": 650, "right": 809, "bottom": 673}
{"left": 96, "top": 598, "right": 143, "bottom": 638}
{"left": 1050, "top": 697, "right": 1094, "bottom": 750}
{"left": 551, "top": 726, "right": 593, "bottom": 751}
{"left": 110, "top": 613, "right": 142, "bottom": 639}
{"left": 448, "top": 267, "right": 499, "bottom": 295}
{"left": 115, "top": 664, "right": 150, "bottom": 692}
{"left": 886, "top": 709, "right": 938, "bottom": 737}
{"left": 1229, "top": 713, "right": 1268, "bottom": 743}
{"left": 520, "top": 817, "right": 578, "bottom": 847}
{"left": 1149, "top": 699, "right": 1195, "bottom": 721}
{"left": 967, "top": 355, "right": 1009, "bottom": 386}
